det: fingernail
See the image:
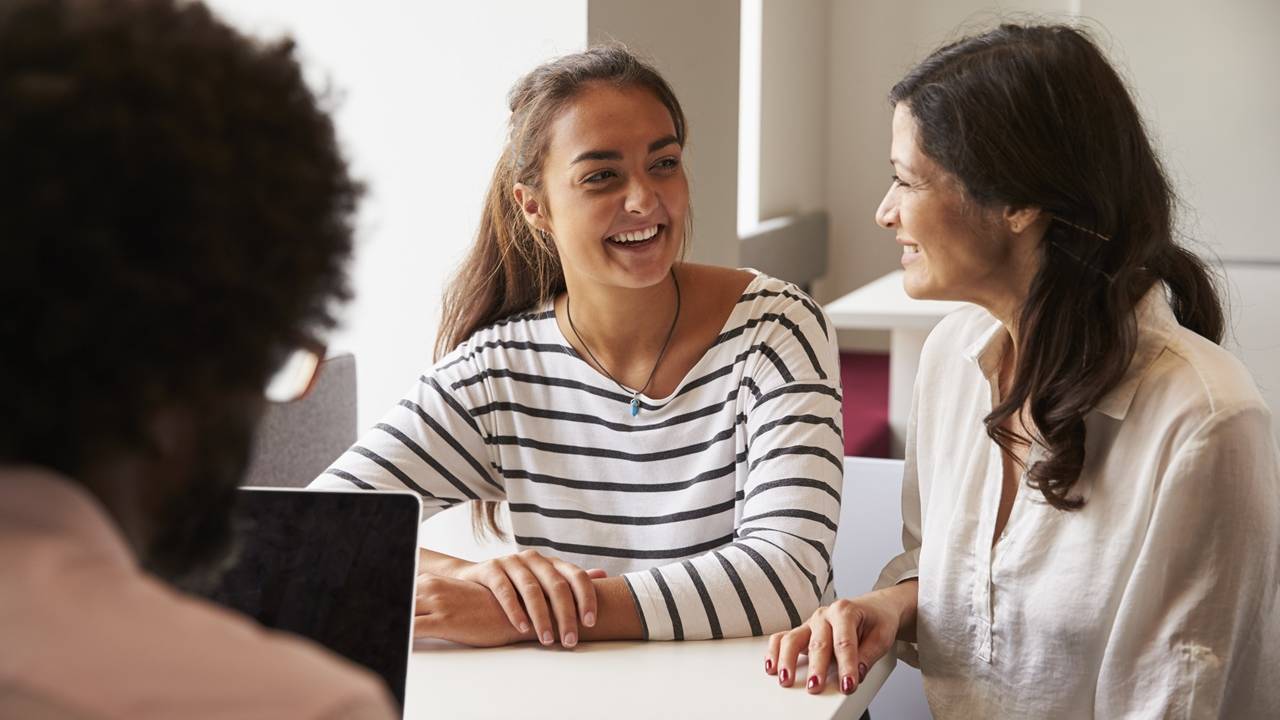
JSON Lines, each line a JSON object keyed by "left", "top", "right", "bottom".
{"left": 764, "top": 658, "right": 773, "bottom": 673}
{"left": 779, "top": 668, "right": 791, "bottom": 686}
{"left": 584, "top": 612, "right": 596, "bottom": 627}
{"left": 563, "top": 632, "right": 577, "bottom": 647}
{"left": 841, "top": 675, "right": 854, "bottom": 694}
{"left": 519, "top": 622, "right": 530, "bottom": 633}
{"left": 858, "top": 662, "right": 868, "bottom": 683}
{"left": 806, "top": 675, "right": 819, "bottom": 690}
{"left": 541, "top": 631, "right": 553, "bottom": 645}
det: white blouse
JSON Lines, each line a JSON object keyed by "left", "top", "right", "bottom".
{"left": 876, "top": 287, "right": 1280, "bottom": 718}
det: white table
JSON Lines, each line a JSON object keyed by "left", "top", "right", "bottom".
{"left": 825, "top": 271, "right": 965, "bottom": 457}
{"left": 409, "top": 505, "right": 893, "bottom": 718}
{"left": 405, "top": 636, "right": 893, "bottom": 719}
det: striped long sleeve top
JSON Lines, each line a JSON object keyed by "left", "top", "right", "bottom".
{"left": 313, "top": 271, "right": 843, "bottom": 640}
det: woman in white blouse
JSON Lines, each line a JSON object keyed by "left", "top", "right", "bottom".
{"left": 766, "top": 23, "right": 1280, "bottom": 715}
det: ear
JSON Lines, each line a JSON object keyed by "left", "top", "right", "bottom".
{"left": 1003, "top": 205, "right": 1046, "bottom": 236}
{"left": 513, "top": 183, "right": 549, "bottom": 234}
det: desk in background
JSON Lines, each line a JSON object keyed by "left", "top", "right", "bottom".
{"left": 825, "top": 271, "right": 965, "bottom": 457}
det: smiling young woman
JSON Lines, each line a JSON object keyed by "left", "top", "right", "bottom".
{"left": 312, "top": 47, "right": 844, "bottom": 651}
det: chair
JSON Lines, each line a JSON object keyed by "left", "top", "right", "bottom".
{"left": 241, "top": 352, "right": 358, "bottom": 488}
{"left": 835, "top": 456, "right": 930, "bottom": 719}
{"left": 738, "top": 211, "right": 828, "bottom": 294}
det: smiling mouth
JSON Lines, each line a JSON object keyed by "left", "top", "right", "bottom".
{"left": 902, "top": 243, "right": 920, "bottom": 255}
{"left": 607, "top": 224, "right": 663, "bottom": 246}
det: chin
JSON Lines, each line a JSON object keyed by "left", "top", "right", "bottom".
{"left": 145, "top": 407, "right": 257, "bottom": 591}
{"left": 901, "top": 267, "right": 937, "bottom": 300}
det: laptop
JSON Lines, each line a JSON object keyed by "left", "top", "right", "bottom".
{"left": 198, "top": 487, "right": 421, "bottom": 711}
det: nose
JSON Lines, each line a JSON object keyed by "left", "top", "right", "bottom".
{"left": 624, "top": 175, "right": 658, "bottom": 216}
{"left": 875, "top": 186, "right": 898, "bottom": 229}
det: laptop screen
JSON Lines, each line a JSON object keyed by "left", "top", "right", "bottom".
{"left": 199, "top": 488, "right": 420, "bottom": 709}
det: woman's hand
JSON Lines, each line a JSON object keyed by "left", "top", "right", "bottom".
{"left": 413, "top": 575, "right": 533, "bottom": 647}
{"left": 766, "top": 581, "right": 918, "bottom": 695}
{"left": 433, "top": 549, "right": 605, "bottom": 648}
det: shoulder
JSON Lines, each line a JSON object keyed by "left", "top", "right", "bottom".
{"left": 1138, "top": 325, "right": 1273, "bottom": 440}
{"left": 919, "top": 304, "right": 997, "bottom": 370}
{"left": 729, "top": 268, "right": 832, "bottom": 339}
{"left": 1162, "top": 326, "right": 1269, "bottom": 417}
{"left": 433, "top": 303, "right": 566, "bottom": 380}
{"left": 4, "top": 563, "right": 393, "bottom": 720}
{"left": 455, "top": 304, "right": 559, "bottom": 352}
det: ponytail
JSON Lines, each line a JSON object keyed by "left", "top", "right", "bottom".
{"left": 434, "top": 148, "right": 562, "bottom": 361}
{"left": 1149, "top": 244, "right": 1224, "bottom": 344}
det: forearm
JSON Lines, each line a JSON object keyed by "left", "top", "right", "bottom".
{"left": 419, "top": 548, "right": 472, "bottom": 577}
{"left": 578, "top": 577, "right": 644, "bottom": 642}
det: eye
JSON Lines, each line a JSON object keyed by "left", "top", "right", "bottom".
{"left": 652, "top": 156, "right": 681, "bottom": 172}
{"left": 891, "top": 174, "right": 909, "bottom": 188}
{"left": 584, "top": 169, "right": 617, "bottom": 184}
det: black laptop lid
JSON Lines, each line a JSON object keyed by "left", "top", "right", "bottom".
{"left": 199, "top": 488, "right": 420, "bottom": 709}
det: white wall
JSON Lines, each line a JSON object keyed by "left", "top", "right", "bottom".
{"left": 207, "top": 1, "right": 587, "bottom": 429}
{"left": 588, "top": 0, "right": 740, "bottom": 269}
{"left": 1081, "top": 0, "right": 1280, "bottom": 264}
{"left": 757, "top": 0, "right": 830, "bottom": 223}
{"left": 1079, "top": 0, "right": 1280, "bottom": 440}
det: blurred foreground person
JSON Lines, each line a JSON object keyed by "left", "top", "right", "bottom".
{"left": 0, "top": 1, "right": 395, "bottom": 717}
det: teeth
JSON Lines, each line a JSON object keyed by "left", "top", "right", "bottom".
{"left": 609, "top": 225, "right": 661, "bottom": 244}
{"left": 903, "top": 244, "right": 920, "bottom": 255}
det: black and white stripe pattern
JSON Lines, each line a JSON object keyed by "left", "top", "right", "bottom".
{"left": 313, "top": 271, "right": 843, "bottom": 640}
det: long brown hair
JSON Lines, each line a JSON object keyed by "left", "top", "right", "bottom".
{"left": 436, "top": 45, "right": 688, "bottom": 537}
{"left": 890, "top": 24, "right": 1223, "bottom": 509}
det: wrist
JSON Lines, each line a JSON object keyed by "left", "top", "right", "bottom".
{"left": 885, "top": 579, "right": 918, "bottom": 642}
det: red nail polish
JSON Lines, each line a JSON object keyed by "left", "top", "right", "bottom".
{"left": 765, "top": 658, "right": 773, "bottom": 673}
{"left": 841, "top": 675, "right": 854, "bottom": 694}
{"left": 806, "top": 675, "right": 819, "bottom": 690}
{"left": 779, "top": 667, "right": 791, "bottom": 685}
{"left": 858, "top": 662, "right": 868, "bottom": 683}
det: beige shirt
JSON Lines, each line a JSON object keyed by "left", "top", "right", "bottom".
{"left": 0, "top": 466, "right": 397, "bottom": 720}
{"left": 877, "top": 289, "right": 1280, "bottom": 718}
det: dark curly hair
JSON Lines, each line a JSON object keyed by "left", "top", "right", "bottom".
{"left": 0, "top": 0, "right": 363, "bottom": 475}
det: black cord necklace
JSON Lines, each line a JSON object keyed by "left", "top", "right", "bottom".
{"left": 566, "top": 270, "right": 681, "bottom": 417}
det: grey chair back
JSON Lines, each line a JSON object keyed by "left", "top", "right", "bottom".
{"left": 241, "top": 352, "right": 357, "bottom": 488}
{"left": 836, "top": 456, "right": 930, "bottom": 719}
{"left": 738, "top": 211, "right": 828, "bottom": 293}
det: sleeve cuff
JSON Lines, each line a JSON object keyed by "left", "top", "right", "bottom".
{"left": 622, "top": 571, "right": 669, "bottom": 640}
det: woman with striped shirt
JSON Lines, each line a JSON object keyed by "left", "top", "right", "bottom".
{"left": 313, "top": 47, "right": 843, "bottom": 650}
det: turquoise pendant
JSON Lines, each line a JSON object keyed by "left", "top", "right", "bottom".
{"left": 630, "top": 398, "right": 640, "bottom": 417}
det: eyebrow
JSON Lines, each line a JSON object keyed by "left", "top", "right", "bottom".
{"left": 570, "top": 135, "right": 681, "bottom": 165}
{"left": 889, "top": 157, "right": 915, "bottom": 175}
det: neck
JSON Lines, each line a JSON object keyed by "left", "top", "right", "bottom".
{"left": 975, "top": 241, "right": 1040, "bottom": 370}
{"left": 77, "top": 449, "right": 156, "bottom": 559}
{"left": 562, "top": 267, "right": 679, "bottom": 356}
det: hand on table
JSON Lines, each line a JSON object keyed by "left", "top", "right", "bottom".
{"left": 413, "top": 574, "right": 532, "bottom": 647}
{"left": 419, "top": 549, "right": 606, "bottom": 648}
{"left": 765, "top": 584, "right": 913, "bottom": 695}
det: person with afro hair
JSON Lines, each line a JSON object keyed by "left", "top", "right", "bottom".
{"left": 0, "top": 1, "right": 395, "bottom": 717}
